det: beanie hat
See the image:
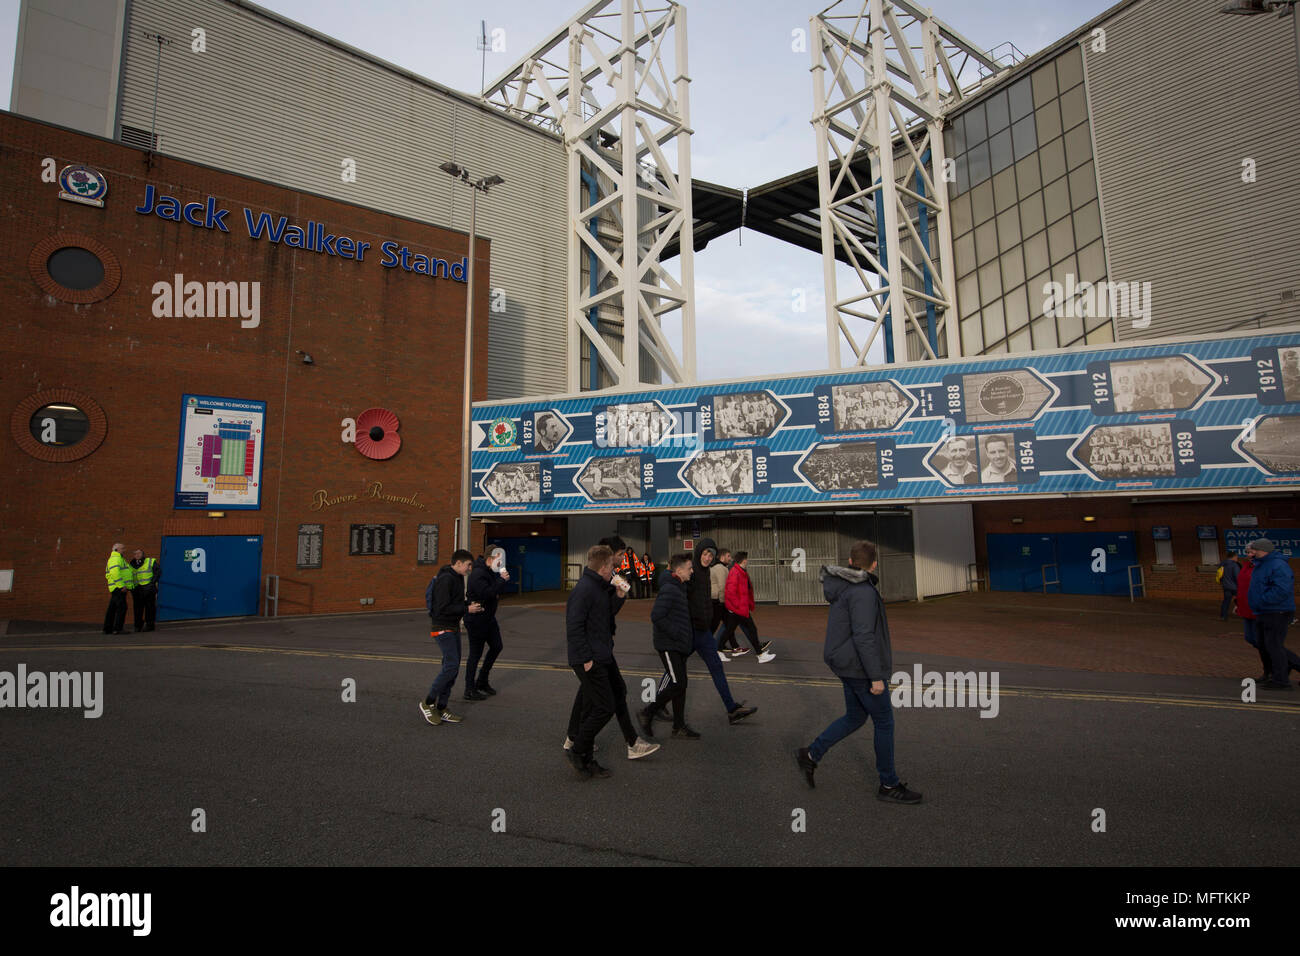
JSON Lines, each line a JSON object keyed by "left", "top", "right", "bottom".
{"left": 1248, "top": 538, "right": 1275, "bottom": 554}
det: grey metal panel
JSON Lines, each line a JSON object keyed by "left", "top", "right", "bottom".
{"left": 11, "top": 0, "right": 125, "bottom": 135}
{"left": 775, "top": 515, "right": 836, "bottom": 605}
{"left": 913, "top": 502, "right": 975, "bottom": 598}
{"left": 116, "top": 0, "right": 568, "bottom": 400}
{"left": 1084, "top": 0, "right": 1300, "bottom": 341}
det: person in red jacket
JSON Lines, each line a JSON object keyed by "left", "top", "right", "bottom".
{"left": 722, "top": 552, "right": 776, "bottom": 663}
{"left": 1237, "top": 544, "right": 1276, "bottom": 682}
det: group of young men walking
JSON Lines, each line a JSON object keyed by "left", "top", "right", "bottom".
{"left": 416, "top": 533, "right": 922, "bottom": 802}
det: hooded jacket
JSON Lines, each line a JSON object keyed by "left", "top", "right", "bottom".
{"left": 1247, "top": 549, "right": 1296, "bottom": 614}
{"left": 821, "top": 564, "right": 891, "bottom": 681}
{"left": 566, "top": 566, "right": 626, "bottom": 666}
{"left": 429, "top": 565, "right": 469, "bottom": 631}
{"left": 687, "top": 537, "right": 719, "bottom": 629}
{"left": 466, "top": 556, "right": 509, "bottom": 621}
{"left": 651, "top": 572, "right": 694, "bottom": 654}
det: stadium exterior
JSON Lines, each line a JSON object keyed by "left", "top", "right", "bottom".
{"left": 4, "top": 0, "right": 1299, "bottom": 623}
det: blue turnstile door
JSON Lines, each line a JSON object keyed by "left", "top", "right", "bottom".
{"left": 485, "top": 536, "right": 562, "bottom": 593}
{"left": 158, "top": 535, "right": 263, "bottom": 620}
{"left": 987, "top": 532, "right": 1137, "bottom": 595}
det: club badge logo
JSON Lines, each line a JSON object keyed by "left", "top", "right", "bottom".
{"left": 489, "top": 417, "right": 517, "bottom": 448}
{"left": 58, "top": 165, "right": 109, "bottom": 207}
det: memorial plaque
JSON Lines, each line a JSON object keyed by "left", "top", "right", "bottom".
{"left": 297, "top": 523, "right": 323, "bottom": 569}
{"left": 350, "top": 523, "right": 395, "bottom": 556}
{"left": 417, "top": 524, "right": 439, "bottom": 565}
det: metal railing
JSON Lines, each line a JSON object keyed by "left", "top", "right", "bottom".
{"left": 1041, "top": 563, "right": 1061, "bottom": 593}
{"left": 967, "top": 562, "right": 985, "bottom": 592}
{"left": 1127, "top": 565, "right": 1145, "bottom": 603}
{"left": 265, "top": 574, "right": 279, "bottom": 617}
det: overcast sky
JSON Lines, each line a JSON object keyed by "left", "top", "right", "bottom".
{"left": 0, "top": 0, "right": 1115, "bottom": 382}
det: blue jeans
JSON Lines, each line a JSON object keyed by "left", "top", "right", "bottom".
{"left": 1220, "top": 589, "right": 1236, "bottom": 619}
{"left": 810, "top": 677, "right": 900, "bottom": 788}
{"left": 692, "top": 628, "right": 738, "bottom": 713}
{"left": 427, "top": 629, "right": 461, "bottom": 708}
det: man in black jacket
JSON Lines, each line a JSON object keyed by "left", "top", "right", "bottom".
{"left": 419, "top": 550, "right": 482, "bottom": 726}
{"left": 565, "top": 544, "right": 660, "bottom": 778}
{"left": 679, "top": 537, "right": 756, "bottom": 724}
{"left": 464, "top": 547, "right": 511, "bottom": 700}
{"left": 639, "top": 554, "right": 700, "bottom": 739}
{"left": 795, "top": 540, "right": 921, "bottom": 804}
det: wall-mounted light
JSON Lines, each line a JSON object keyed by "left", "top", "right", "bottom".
{"left": 208, "top": 511, "right": 225, "bottom": 518}
{"left": 295, "top": 349, "right": 314, "bottom": 365}
{"left": 1010, "top": 517, "right": 1024, "bottom": 524}
{"left": 1083, "top": 515, "right": 1096, "bottom": 522}
{"left": 530, "top": 531, "right": 539, "bottom": 536}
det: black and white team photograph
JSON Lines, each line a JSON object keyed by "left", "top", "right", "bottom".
{"left": 711, "top": 390, "right": 783, "bottom": 439}
{"left": 830, "top": 381, "right": 910, "bottom": 431}
{"left": 683, "top": 449, "right": 754, "bottom": 496}
{"left": 1078, "top": 424, "right": 1176, "bottom": 479}
{"left": 599, "top": 401, "right": 674, "bottom": 447}
{"left": 576, "top": 455, "right": 642, "bottom": 499}
{"left": 799, "top": 441, "right": 880, "bottom": 491}
{"left": 1108, "top": 356, "right": 1209, "bottom": 413}
{"left": 1280, "top": 347, "right": 1300, "bottom": 402}
{"left": 482, "top": 462, "right": 541, "bottom": 503}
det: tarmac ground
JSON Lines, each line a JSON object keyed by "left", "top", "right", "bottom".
{"left": 1, "top": 591, "right": 1296, "bottom": 867}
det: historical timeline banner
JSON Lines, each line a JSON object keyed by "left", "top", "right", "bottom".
{"left": 469, "top": 331, "right": 1300, "bottom": 515}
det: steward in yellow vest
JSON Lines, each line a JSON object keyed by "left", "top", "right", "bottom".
{"left": 103, "top": 543, "right": 130, "bottom": 634}
{"left": 129, "top": 549, "right": 161, "bottom": 632}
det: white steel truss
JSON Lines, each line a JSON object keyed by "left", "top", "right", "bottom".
{"left": 812, "top": 0, "right": 1005, "bottom": 367}
{"left": 483, "top": 0, "right": 696, "bottom": 391}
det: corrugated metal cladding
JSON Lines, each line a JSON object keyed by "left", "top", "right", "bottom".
{"left": 116, "top": 0, "right": 568, "bottom": 399}
{"left": 1085, "top": 0, "right": 1300, "bottom": 341}
{"left": 912, "top": 503, "right": 975, "bottom": 598}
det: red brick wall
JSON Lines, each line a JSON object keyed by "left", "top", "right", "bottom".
{"left": 0, "top": 112, "right": 491, "bottom": 624}
{"left": 972, "top": 496, "right": 1300, "bottom": 601}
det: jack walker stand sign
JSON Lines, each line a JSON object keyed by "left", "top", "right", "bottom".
{"left": 468, "top": 330, "right": 1300, "bottom": 515}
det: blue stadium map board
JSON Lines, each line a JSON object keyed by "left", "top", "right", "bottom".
{"left": 469, "top": 330, "right": 1300, "bottom": 516}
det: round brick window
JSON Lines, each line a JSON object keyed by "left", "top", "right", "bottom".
{"left": 12, "top": 389, "right": 107, "bottom": 462}
{"left": 29, "top": 234, "right": 121, "bottom": 304}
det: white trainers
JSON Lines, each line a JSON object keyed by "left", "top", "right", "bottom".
{"left": 757, "top": 651, "right": 776, "bottom": 663}
{"left": 563, "top": 736, "right": 597, "bottom": 752}
{"left": 716, "top": 650, "right": 730, "bottom": 662}
{"left": 627, "top": 738, "right": 661, "bottom": 760}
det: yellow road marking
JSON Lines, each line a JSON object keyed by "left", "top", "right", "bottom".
{"left": 1, "top": 642, "right": 1295, "bottom": 714}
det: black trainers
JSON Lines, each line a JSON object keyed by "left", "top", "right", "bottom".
{"left": 587, "top": 759, "right": 612, "bottom": 778}
{"left": 566, "top": 750, "right": 592, "bottom": 779}
{"left": 638, "top": 706, "right": 656, "bottom": 738}
{"left": 671, "top": 725, "right": 701, "bottom": 739}
{"left": 653, "top": 708, "right": 672, "bottom": 722}
{"left": 877, "top": 782, "right": 923, "bottom": 805}
{"left": 795, "top": 747, "right": 817, "bottom": 788}
{"left": 727, "top": 702, "right": 757, "bottom": 724}
{"left": 476, "top": 680, "right": 497, "bottom": 696}
{"left": 463, "top": 687, "right": 488, "bottom": 701}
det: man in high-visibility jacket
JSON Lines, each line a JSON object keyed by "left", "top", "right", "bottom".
{"left": 642, "top": 553, "right": 657, "bottom": 595}
{"left": 631, "top": 552, "right": 647, "bottom": 598}
{"left": 103, "top": 543, "right": 131, "bottom": 634}
{"left": 129, "top": 548, "right": 161, "bottom": 632}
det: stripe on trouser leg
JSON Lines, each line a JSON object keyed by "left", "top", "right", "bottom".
{"left": 666, "top": 656, "right": 677, "bottom": 685}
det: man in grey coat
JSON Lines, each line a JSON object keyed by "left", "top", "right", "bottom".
{"left": 795, "top": 540, "right": 922, "bottom": 804}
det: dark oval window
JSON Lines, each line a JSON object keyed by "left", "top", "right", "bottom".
{"left": 29, "top": 404, "right": 90, "bottom": 446}
{"left": 46, "top": 247, "right": 105, "bottom": 291}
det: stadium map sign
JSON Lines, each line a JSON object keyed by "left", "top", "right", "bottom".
{"left": 469, "top": 330, "right": 1300, "bottom": 516}
{"left": 174, "top": 394, "right": 266, "bottom": 509}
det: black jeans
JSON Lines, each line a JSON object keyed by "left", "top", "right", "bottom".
{"left": 464, "top": 618, "right": 503, "bottom": 687}
{"left": 648, "top": 649, "right": 688, "bottom": 729}
{"left": 711, "top": 600, "right": 736, "bottom": 650}
{"left": 103, "top": 590, "right": 127, "bottom": 633}
{"left": 569, "top": 659, "right": 637, "bottom": 757}
{"left": 722, "top": 609, "right": 762, "bottom": 652}
{"left": 132, "top": 586, "right": 157, "bottom": 631}
{"left": 1219, "top": 589, "right": 1235, "bottom": 619}
{"left": 1255, "top": 611, "right": 1300, "bottom": 683}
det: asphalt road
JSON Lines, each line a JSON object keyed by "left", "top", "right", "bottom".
{"left": 2, "top": 605, "right": 1297, "bottom": 866}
